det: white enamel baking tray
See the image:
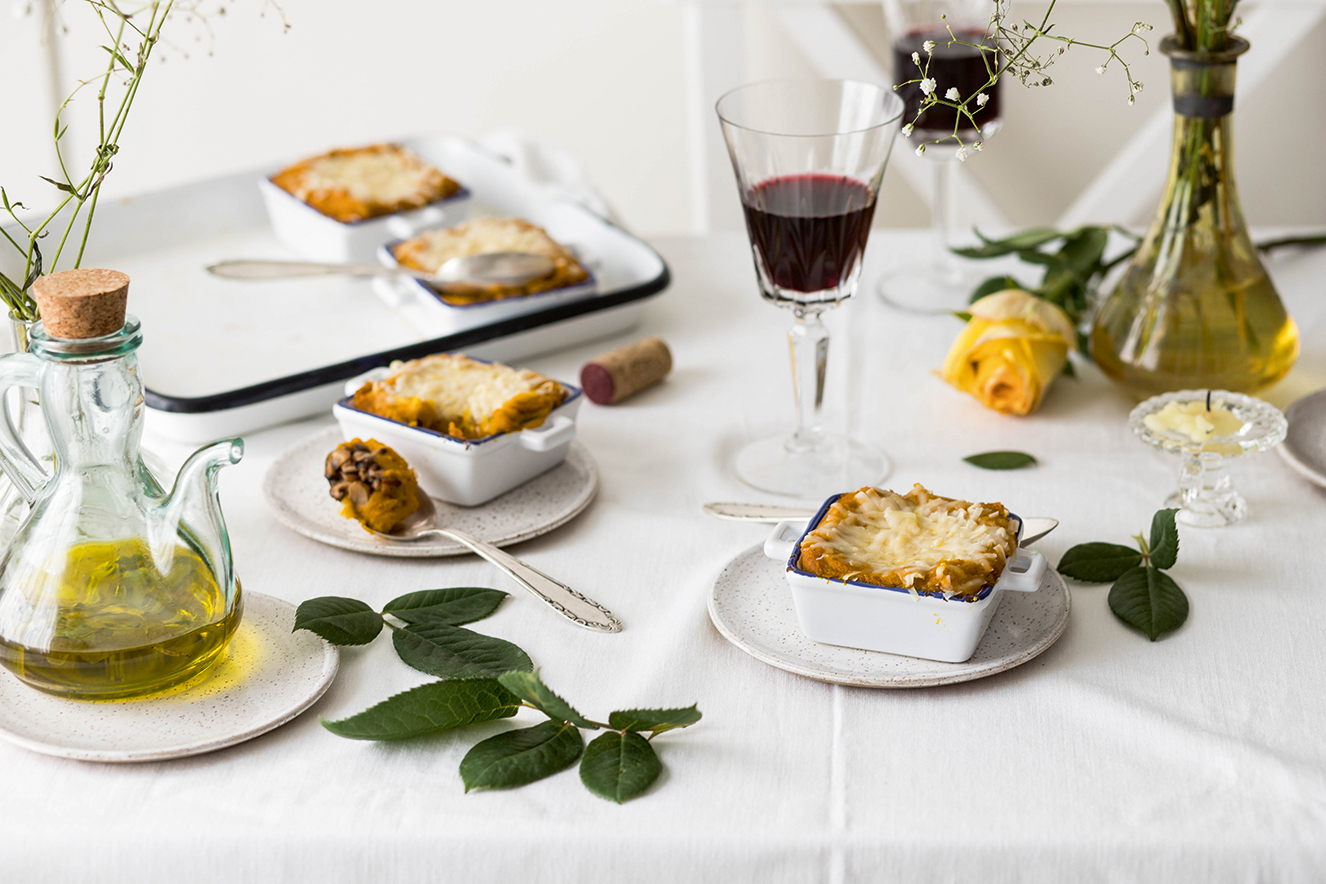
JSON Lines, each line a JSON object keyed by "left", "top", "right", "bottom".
{"left": 0, "top": 134, "right": 669, "bottom": 443}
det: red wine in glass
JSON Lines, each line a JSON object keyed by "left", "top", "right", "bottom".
{"left": 893, "top": 27, "right": 1001, "bottom": 141}
{"left": 741, "top": 173, "right": 877, "bottom": 307}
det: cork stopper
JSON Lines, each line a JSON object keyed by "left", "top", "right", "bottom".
{"left": 31, "top": 269, "right": 129, "bottom": 339}
{"left": 580, "top": 337, "right": 672, "bottom": 405}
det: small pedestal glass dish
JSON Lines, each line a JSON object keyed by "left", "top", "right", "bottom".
{"left": 1129, "top": 390, "right": 1287, "bottom": 527}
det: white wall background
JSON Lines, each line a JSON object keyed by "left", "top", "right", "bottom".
{"left": 2, "top": 0, "right": 1323, "bottom": 239}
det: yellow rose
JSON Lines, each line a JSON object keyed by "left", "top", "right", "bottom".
{"left": 939, "top": 289, "right": 1076, "bottom": 415}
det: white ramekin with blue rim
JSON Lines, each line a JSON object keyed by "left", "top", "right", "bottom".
{"left": 258, "top": 176, "right": 472, "bottom": 263}
{"left": 763, "top": 493, "right": 1048, "bottom": 663}
{"left": 333, "top": 365, "right": 582, "bottom": 507}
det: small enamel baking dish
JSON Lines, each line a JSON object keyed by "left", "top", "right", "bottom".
{"left": 763, "top": 496, "right": 1047, "bottom": 663}
{"left": 370, "top": 241, "right": 598, "bottom": 337}
{"left": 332, "top": 367, "right": 582, "bottom": 507}
{"left": 258, "top": 176, "right": 472, "bottom": 263}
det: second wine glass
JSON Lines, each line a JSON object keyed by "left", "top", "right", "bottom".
{"left": 717, "top": 79, "right": 904, "bottom": 497}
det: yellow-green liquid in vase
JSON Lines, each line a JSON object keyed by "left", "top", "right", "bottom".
{"left": 0, "top": 538, "right": 242, "bottom": 700}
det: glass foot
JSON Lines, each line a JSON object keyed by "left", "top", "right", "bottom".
{"left": 875, "top": 265, "right": 974, "bottom": 316}
{"left": 735, "top": 434, "right": 890, "bottom": 498}
{"left": 1166, "top": 487, "right": 1247, "bottom": 527}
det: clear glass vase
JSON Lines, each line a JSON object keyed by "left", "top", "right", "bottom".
{"left": 1090, "top": 36, "right": 1299, "bottom": 395}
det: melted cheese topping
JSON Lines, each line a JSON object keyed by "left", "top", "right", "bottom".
{"left": 352, "top": 354, "right": 566, "bottom": 440}
{"left": 393, "top": 217, "right": 577, "bottom": 270}
{"left": 799, "top": 485, "right": 1016, "bottom": 597}
{"left": 382, "top": 355, "right": 551, "bottom": 422}
{"left": 292, "top": 146, "right": 442, "bottom": 204}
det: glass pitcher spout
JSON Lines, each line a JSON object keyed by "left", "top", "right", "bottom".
{"left": 152, "top": 437, "right": 244, "bottom": 582}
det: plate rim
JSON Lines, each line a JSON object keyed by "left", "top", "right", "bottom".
{"left": 262, "top": 427, "right": 599, "bottom": 557}
{"left": 0, "top": 591, "right": 339, "bottom": 763}
{"left": 708, "top": 544, "right": 1071, "bottom": 689}
{"left": 1277, "top": 389, "right": 1326, "bottom": 488}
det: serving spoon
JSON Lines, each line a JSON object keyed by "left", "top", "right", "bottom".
{"left": 370, "top": 491, "right": 621, "bottom": 633}
{"left": 205, "top": 252, "right": 557, "bottom": 291}
{"left": 702, "top": 502, "right": 1059, "bottom": 548}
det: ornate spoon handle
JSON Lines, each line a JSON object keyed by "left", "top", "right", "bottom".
{"left": 430, "top": 527, "right": 622, "bottom": 633}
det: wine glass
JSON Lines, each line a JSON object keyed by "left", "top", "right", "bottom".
{"left": 717, "top": 79, "right": 904, "bottom": 497}
{"left": 878, "top": 0, "right": 1003, "bottom": 313}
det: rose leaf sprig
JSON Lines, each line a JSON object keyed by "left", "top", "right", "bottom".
{"left": 1057, "top": 509, "right": 1189, "bottom": 640}
{"left": 295, "top": 588, "right": 701, "bottom": 803}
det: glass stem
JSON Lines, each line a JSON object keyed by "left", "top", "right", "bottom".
{"left": 787, "top": 308, "right": 829, "bottom": 454}
{"left": 932, "top": 155, "right": 961, "bottom": 283}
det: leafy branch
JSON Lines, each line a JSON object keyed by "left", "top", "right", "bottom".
{"left": 295, "top": 588, "right": 701, "bottom": 804}
{"left": 2, "top": 0, "right": 286, "bottom": 320}
{"left": 1057, "top": 509, "right": 1188, "bottom": 640}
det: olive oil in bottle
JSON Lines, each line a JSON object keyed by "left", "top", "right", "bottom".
{"left": 0, "top": 538, "right": 242, "bottom": 700}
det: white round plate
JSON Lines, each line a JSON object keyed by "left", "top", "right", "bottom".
{"left": 263, "top": 427, "right": 599, "bottom": 557}
{"left": 0, "top": 592, "right": 338, "bottom": 762}
{"left": 708, "top": 545, "right": 1071, "bottom": 688}
{"left": 1278, "top": 389, "right": 1326, "bottom": 488}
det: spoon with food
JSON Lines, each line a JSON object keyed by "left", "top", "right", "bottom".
{"left": 327, "top": 439, "right": 620, "bottom": 633}
{"left": 206, "top": 252, "right": 557, "bottom": 292}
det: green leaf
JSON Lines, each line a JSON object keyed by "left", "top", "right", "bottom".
{"left": 1060, "top": 358, "right": 1077, "bottom": 378}
{"left": 392, "top": 622, "right": 532, "bottom": 679}
{"left": 968, "top": 275, "right": 1024, "bottom": 303}
{"left": 1148, "top": 508, "right": 1180, "bottom": 570}
{"left": 322, "top": 678, "right": 520, "bottom": 740}
{"left": 459, "top": 720, "right": 583, "bottom": 791}
{"left": 953, "top": 310, "right": 973, "bottom": 322}
{"left": 383, "top": 587, "right": 508, "bottom": 626}
{"left": 497, "top": 670, "right": 598, "bottom": 729}
{"left": 954, "top": 227, "right": 1062, "bottom": 258}
{"left": 962, "top": 451, "right": 1038, "bottom": 470}
{"left": 580, "top": 731, "right": 661, "bottom": 803}
{"left": 293, "top": 596, "right": 383, "bottom": 645}
{"left": 1108, "top": 565, "right": 1189, "bottom": 641}
{"left": 608, "top": 705, "right": 703, "bottom": 736}
{"left": 1057, "top": 543, "right": 1144, "bottom": 583}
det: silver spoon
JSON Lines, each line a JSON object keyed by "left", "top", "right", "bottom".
{"left": 370, "top": 491, "right": 621, "bottom": 633}
{"left": 702, "top": 502, "right": 1059, "bottom": 548}
{"left": 205, "top": 252, "right": 557, "bottom": 291}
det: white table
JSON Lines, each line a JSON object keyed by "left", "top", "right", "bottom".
{"left": 4, "top": 231, "right": 1326, "bottom": 882}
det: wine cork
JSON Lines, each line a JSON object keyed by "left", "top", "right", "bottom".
{"left": 31, "top": 269, "right": 129, "bottom": 339}
{"left": 580, "top": 337, "right": 672, "bottom": 405}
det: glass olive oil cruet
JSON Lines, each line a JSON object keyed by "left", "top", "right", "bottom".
{"left": 0, "top": 270, "right": 243, "bottom": 700}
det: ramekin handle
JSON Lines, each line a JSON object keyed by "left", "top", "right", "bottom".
{"left": 763, "top": 519, "right": 806, "bottom": 563}
{"left": 999, "top": 549, "right": 1047, "bottom": 593}
{"left": 520, "top": 416, "right": 576, "bottom": 452}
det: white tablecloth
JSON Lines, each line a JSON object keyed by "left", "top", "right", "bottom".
{"left": 4, "top": 231, "right": 1326, "bottom": 882}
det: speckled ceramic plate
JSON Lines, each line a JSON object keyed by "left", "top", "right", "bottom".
{"left": 0, "top": 592, "right": 338, "bottom": 762}
{"left": 262, "top": 427, "right": 598, "bottom": 556}
{"left": 1278, "top": 389, "right": 1326, "bottom": 488}
{"left": 708, "top": 545, "right": 1071, "bottom": 688}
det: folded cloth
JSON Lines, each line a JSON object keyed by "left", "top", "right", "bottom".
{"left": 479, "top": 128, "right": 621, "bottom": 226}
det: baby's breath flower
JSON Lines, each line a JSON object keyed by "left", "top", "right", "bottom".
{"left": 1096, "top": 64, "right": 1107, "bottom": 74}
{"left": 923, "top": 39, "right": 936, "bottom": 53}
{"left": 920, "top": 78, "right": 936, "bottom": 96}
{"left": 973, "top": 141, "right": 984, "bottom": 151}
{"left": 945, "top": 87, "right": 960, "bottom": 101}
{"left": 915, "top": 144, "right": 926, "bottom": 157}
{"left": 1127, "top": 95, "right": 1135, "bottom": 106}
{"left": 901, "top": 122, "right": 914, "bottom": 136}
{"left": 911, "top": 51, "right": 920, "bottom": 66}
{"left": 1133, "top": 81, "right": 1143, "bottom": 92}
{"left": 955, "top": 146, "right": 970, "bottom": 162}
{"left": 976, "top": 92, "right": 989, "bottom": 107}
